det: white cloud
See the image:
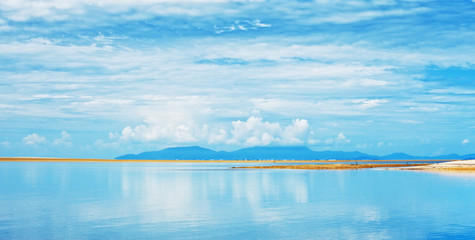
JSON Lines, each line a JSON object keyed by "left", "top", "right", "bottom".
{"left": 351, "top": 79, "right": 392, "bottom": 87}
{"left": 23, "top": 133, "right": 46, "bottom": 145}
{"left": 324, "top": 132, "right": 351, "bottom": 145}
{"left": 0, "top": 0, "right": 430, "bottom": 27}
{"left": 310, "top": 7, "right": 430, "bottom": 24}
{"left": 226, "top": 117, "right": 316, "bottom": 146}
{"left": 53, "top": 131, "right": 72, "bottom": 146}
{"left": 208, "top": 128, "right": 228, "bottom": 144}
{"left": 117, "top": 123, "right": 203, "bottom": 143}
{"left": 353, "top": 99, "right": 388, "bottom": 110}
{"left": 252, "top": 98, "right": 390, "bottom": 117}
{"left": 214, "top": 20, "right": 271, "bottom": 33}
{"left": 2, "top": 1, "right": 475, "bottom": 158}
{"left": 429, "top": 88, "right": 475, "bottom": 95}
{"left": 0, "top": 0, "right": 262, "bottom": 21}
{"left": 109, "top": 96, "right": 216, "bottom": 143}
{"left": 336, "top": 132, "right": 350, "bottom": 144}
{"left": 227, "top": 116, "right": 281, "bottom": 145}
{"left": 93, "top": 139, "right": 120, "bottom": 149}
{"left": 462, "top": 139, "right": 470, "bottom": 145}
{"left": 113, "top": 116, "right": 316, "bottom": 147}
{"left": 409, "top": 106, "right": 439, "bottom": 112}
{"left": 283, "top": 119, "right": 311, "bottom": 143}
{"left": 356, "top": 143, "right": 368, "bottom": 148}
{"left": 31, "top": 94, "right": 72, "bottom": 100}
{"left": 400, "top": 120, "right": 420, "bottom": 124}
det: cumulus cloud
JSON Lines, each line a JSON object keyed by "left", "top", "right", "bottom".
{"left": 283, "top": 119, "right": 312, "bottom": 144}
{"left": 236, "top": 117, "right": 316, "bottom": 146}
{"left": 23, "top": 133, "right": 46, "bottom": 145}
{"left": 462, "top": 139, "right": 470, "bottom": 145}
{"left": 227, "top": 116, "right": 281, "bottom": 145}
{"left": 227, "top": 117, "right": 315, "bottom": 146}
{"left": 326, "top": 132, "right": 351, "bottom": 145}
{"left": 117, "top": 123, "right": 205, "bottom": 143}
{"left": 53, "top": 131, "right": 72, "bottom": 146}
{"left": 336, "top": 133, "right": 350, "bottom": 143}
{"left": 208, "top": 128, "right": 229, "bottom": 144}
{"left": 112, "top": 116, "right": 316, "bottom": 147}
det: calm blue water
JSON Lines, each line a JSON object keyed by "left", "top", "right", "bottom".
{"left": 1, "top": 162, "right": 475, "bottom": 239}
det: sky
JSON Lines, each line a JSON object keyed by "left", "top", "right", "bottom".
{"left": 1, "top": 0, "right": 475, "bottom": 158}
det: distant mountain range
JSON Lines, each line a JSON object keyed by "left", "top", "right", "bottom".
{"left": 116, "top": 146, "right": 475, "bottom": 160}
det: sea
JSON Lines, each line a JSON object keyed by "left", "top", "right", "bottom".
{"left": 1, "top": 161, "right": 475, "bottom": 239}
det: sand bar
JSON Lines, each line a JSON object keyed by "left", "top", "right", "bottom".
{"left": 235, "top": 160, "right": 475, "bottom": 171}
{"left": 2, "top": 157, "right": 473, "bottom": 173}
{"left": 391, "top": 159, "right": 475, "bottom": 172}
{"left": 0, "top": 157, "right": 453, "bottom": 163}
{"left": 233, "top": 163, "right": 431, "bottom": 170}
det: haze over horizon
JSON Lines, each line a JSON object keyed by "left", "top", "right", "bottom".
{"left": 1, "top": 0, "right": 475, "bottom": 158}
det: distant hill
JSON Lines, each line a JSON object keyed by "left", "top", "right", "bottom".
{"left": 227, "top": 146, "right": 315, "bottom": 160}
{"left": 116, "top": 146, "right": 475, "bottom": 160}
{"left": 381, "top": 152, "right": 419, "bottom": 160}
{"left": 116, "top": 146, "right": 219, "bottom": 160}
{"left": 463, "top": 153, "right": 475, "bottom": 160}
{"left": 116, "top": 146, "right": 381, "bottom": 160}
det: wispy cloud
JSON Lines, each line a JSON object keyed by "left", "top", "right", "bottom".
{"left": 0, "top": 0, "right": 256, "bottom": 21}
{"left": 214, "top": 20, "right": 271, "bottom": 33}
{"left": 2, "top": 0, "right": 475, "bottom": 157}
{"left": 308, "top": 7, "right": 430, "bottom": 24}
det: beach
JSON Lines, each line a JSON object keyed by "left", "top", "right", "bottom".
{"left": 234, "top": 159, "right": 475, "bottom": 172}
{"left": 233, "top": 163, "right": 432, "bottom": 170}
{"left": 2, "top": 158, "right": 474, "bottom": 172}
{"left": 0, "top": 157, "right": 451, "bottom": 163}
{"left": 391, "top": 159, "right": 475, "bottom": 172}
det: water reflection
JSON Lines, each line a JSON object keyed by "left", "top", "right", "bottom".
{"left": 1, "top": 162, "right": 475, "bottom": 239}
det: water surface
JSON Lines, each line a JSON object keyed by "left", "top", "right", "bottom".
{"left": 1, "top": 161, "right": 475, "bottom": 239}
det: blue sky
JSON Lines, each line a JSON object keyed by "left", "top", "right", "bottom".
{"left": 1, "top": 0, "right": 475, "bottom": 158}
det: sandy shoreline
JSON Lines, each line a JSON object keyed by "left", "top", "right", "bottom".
{"left": 235, "top": 160, "right": 475, "bottom": 172}
{"left": 0, "top": 157, "right": 453, "bottom": 163}
{"left": 2, "top": 157, "right": 474, "bottom": 173}
{"left": 389, "top": 160, "right": 475, "bottom": 172}
{"left": 233, "top": 163, "right": 431, "bottom": 170}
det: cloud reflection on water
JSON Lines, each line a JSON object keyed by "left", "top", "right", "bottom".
{"left": 1, "top": 162, "right": 475, "bottom": 239}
